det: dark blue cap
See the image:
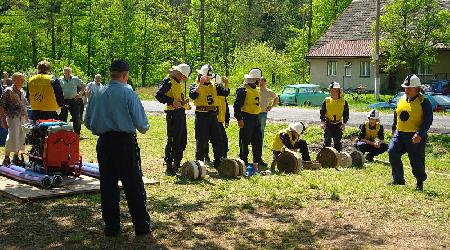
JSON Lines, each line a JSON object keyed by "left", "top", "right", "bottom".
{"left": 110, "top": 60, "right": 129, "bottom": 72}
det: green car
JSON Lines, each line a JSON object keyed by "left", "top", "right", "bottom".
{"left": 279, "top": 84, "right": 329, "bottom": 106}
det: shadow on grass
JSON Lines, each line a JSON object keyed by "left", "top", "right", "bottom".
{"left": 1, "top": 191, "right": 386, "bottom": 249}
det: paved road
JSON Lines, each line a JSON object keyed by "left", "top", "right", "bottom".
{"left": 142, "top": 101, "right": 450, "bottom": 134}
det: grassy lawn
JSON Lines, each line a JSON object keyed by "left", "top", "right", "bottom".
{"left": 1, "top": 115, "right": 449, "bottom": 249}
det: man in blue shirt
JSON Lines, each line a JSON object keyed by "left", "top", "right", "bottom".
{"left": 85, "top": 60, "right": 154, "bottom": 240}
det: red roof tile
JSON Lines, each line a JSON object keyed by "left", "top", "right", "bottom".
{"left": 307, "top": 39, "right": 372, "bottom": 58}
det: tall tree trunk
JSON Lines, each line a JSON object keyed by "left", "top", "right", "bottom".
{"left": 199, "top": 0, "right": 205, "bottom": 64}
{"left": 69, "top": 14, "right": 73, "bottom": 64}
{"left": 142, "top": 9, "right": 149, "bottom": 87}
{"left": 87, "top": 0, "right": 92, "bottom": 76}
{"left": 308, "top": 0, "right": 312, "bottom": 49}
{"left": 51, "top": 15, "right": 55, "bottom": 58}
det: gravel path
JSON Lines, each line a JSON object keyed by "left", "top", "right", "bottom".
{"left": 142, "top": 101, "right": 450, "bottom": 134}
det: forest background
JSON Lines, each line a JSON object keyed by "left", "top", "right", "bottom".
{"left": 0, "top": 0, "right": 352, "bottom": 88}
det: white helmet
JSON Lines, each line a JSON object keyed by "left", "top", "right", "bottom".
{"left": 367, "top": 109, "right": 380, "bottom": 120}
{"left": 401, "top": 74, "right": 421, "bottom": 88}
{"left": 214, "top": 74, "right": 221, "bottom": 85}
{"left": 172, "top": 63, "right": 191, "bottom": 78}
{"left": 329, "top": 82, "right": 341, "bottom": 89}
{"left": 197, "top": 64, "right": 215, "bottom": 78}
{"left": 244, "top": 68, "right": 263, "bottom": 79}
{"left": 288, "top": 122, "right": 306, "bottom": 135}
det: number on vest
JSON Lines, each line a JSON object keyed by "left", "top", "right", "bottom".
{"left": 207, "top": 95, "right": 214, "bottom": 105}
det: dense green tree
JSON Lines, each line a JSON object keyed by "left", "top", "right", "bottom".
{"left": 0, "top": 0, "right": 353, "bottom": 87}
{"left": 380, "top": 0, "right": 450, "bottom": 73}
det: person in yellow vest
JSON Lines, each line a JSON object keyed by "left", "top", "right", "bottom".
{"left": 355, "top": 109, "right": 388, "bottom": 162}
{"left": 27, "top": 60, "right": 64, "bottom": 120}
{"left": 271, "top": 122, "right": 311, "bottom": 171}
{"left": 319, "top": 82, "right": 349, "bottom": 152}
{"left": 155, "top": 63, "right": 191, "bottom": 176}
{"left": 233, "top": 68, "right": 264, "bottom": 166}
{"left": 388, "top": 74, "right": 433, "bottom": 191}
{"left": 214, "top": 74, "right": 230, "bottom": 158}
{"left": 189, "top": 64, "right": 229, "bottom": 167}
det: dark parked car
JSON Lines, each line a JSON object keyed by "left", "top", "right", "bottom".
{"left": 368, "top": 92, "right": 440, "bottom": 111}
{"left": 422, "top": 80, "right": 450, "bottom": 95}
{"left": 432, "top": 94, "right": 450, "bottom": 112}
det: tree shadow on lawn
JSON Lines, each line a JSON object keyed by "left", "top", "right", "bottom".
{"left": 0, "top": 196, "right": 167, "bottom": 249}
{"left": 148, "top": 196, "right": 386, "bottom": 249}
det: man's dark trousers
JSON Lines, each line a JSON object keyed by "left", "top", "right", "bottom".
{"left": 355, "top": 141, "right": 388, "bottom": 158}
{"left": 60, "top": 98, "right": 81, "bottom": 134}
{"left": 97, "top": 132, "right": 152, "bottom": 235}
{"left": 164, "top": 109, "right": 187, "bottom": 167}
{"left": 218, "top": 122, "right": 228, "bottom": 158}
{"left": 239, "top": 112, "right": 262, "bottom": 164}
{"left": 323, "top": 123, "right": 343, "bottom": 152}
{"left": 195, "top": 111, "right": 222, "bottom": 165}
{"left": 388, "top": 131, "right": 427, "bottom": 184}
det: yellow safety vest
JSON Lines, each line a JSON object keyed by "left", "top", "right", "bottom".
{"left": 216, "top": 95, "right": 227, "bottom": 123}
{"left": 28, "top": 74, "right": 59, "bottom": 111}
{"left": 164, "top": 75, "right": 189, "bottom": 111}
{"left": 364, "top": 122, "right": 381, "bottom": 141}
{"left": 325, "top": 97, "right": 345, "bottom": 123}
{"left": 272, "top": 129, "right": 298, "bottom": 152}
{"left": 193, "top": 82, "right": 218, "bottom": 111}
{"left": 396, "top": 95, "right": 424, "bottom": 132}
{"left": 241, "top": 84, "right": 261, "bottom": 115}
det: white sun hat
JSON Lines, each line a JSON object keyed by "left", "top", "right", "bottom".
{"left": 214, "top": 74, "right": 221, "bottom": 85}
{"left": 367, "top": 109, "right": 380, "bottom": 120}
{"left": 197, "top": 64, "right": 215, "bottom": 78}
{"left": 244, "top": 68, "right": 263, "bottom": 79}
{"left": 401, "top": 74, "right": 421, "bottom": 88}
{"left": 172, "top": 63, "right": 191, "bottom": 78}
{"left": 288, "top": 122, "right": 306, "bottom": 135}
{"left": 329, "top": 82, "right": 341, "bottom": 89}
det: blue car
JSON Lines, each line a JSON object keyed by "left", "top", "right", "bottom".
{"left": 368, "top": 92, "right": 439, "bottom": 111}
{"left": 422, "top": 80, "right": 450, "bottom": 95}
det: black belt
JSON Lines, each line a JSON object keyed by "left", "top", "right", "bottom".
{"left": 99, "top": 131, "right": 135, "bottom": 137}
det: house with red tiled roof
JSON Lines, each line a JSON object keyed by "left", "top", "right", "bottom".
{"left": 307, "top": 0, "right": 450, "bottom": 91}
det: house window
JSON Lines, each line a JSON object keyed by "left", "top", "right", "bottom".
{"left": 417, "top": 63, "right": 432, "bottom": 76}
{"left": 327, "top": 61, "right": 337, "bottom": 76}
{"left": 360, "top": 61, "right": 371, "bottom": 77}
{"left": 344, "top": 62, "right": 352, "bottom": 77}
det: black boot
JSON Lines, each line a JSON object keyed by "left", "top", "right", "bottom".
{"left": 165, "top": 162, "right": 176, "bottom": 176}
{"left": 415, "top": 180, "right": 424, "bottom": 191}
{"left": 173, "top": 162, "right": 181, "bottom": 174}
{"left": 2, "top": 156, "right": 10, "bottom": 166}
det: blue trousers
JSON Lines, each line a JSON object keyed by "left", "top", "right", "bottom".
{"left": 323, "top": 123, "right": 343, "bottom": 152}
{"left": 195, "top": 111, "right": 223, "bottom": 165}
{"left": 258, "top": 112, "right": 268, "bottom": 143}
{"left": 388, "top": 131, "right": 427, "bottom": 184}
{"left": 239, "top": 112, "right": 263, "bottom": 164}
{"left": 164, "top": 109, "right": 187, "bottom": 166}
{"left": 355, "top": 141, "right": 388, "bottom": 158}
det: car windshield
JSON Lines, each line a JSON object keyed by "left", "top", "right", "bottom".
{"left": 391, "top": 92, "right": 405, "bottom": 103}
{"left": 432, "top": 95, "right": 450, "bottom": 105}
{"left": 283, "top": 87, "right": 297, "bottom": 94}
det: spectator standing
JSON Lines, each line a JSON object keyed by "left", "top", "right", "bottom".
{"left": 259, "top": 77, "right": 279, "bottom": 146}
{"left": 59, "top": 67, "right": 86, "bottom": 134}
{"left": 0, "top": 73, "right": 28, "bottom": 165}
{"left": 85, "top": 60, "right": 155, "bottom": 239}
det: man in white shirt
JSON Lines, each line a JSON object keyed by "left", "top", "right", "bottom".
{"left": 86, "top": 74, "right": 103, "bottom": 103}
{"left": 259, "top": 77, "right": 279, "bottom": 144}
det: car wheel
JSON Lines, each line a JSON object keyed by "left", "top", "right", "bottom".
{"left": 304, "top": 101, "right": 311, "bottom": 106}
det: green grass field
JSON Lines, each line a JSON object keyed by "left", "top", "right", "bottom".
{"left": 1, "top": 115, "right": 449, "bottom": 249}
